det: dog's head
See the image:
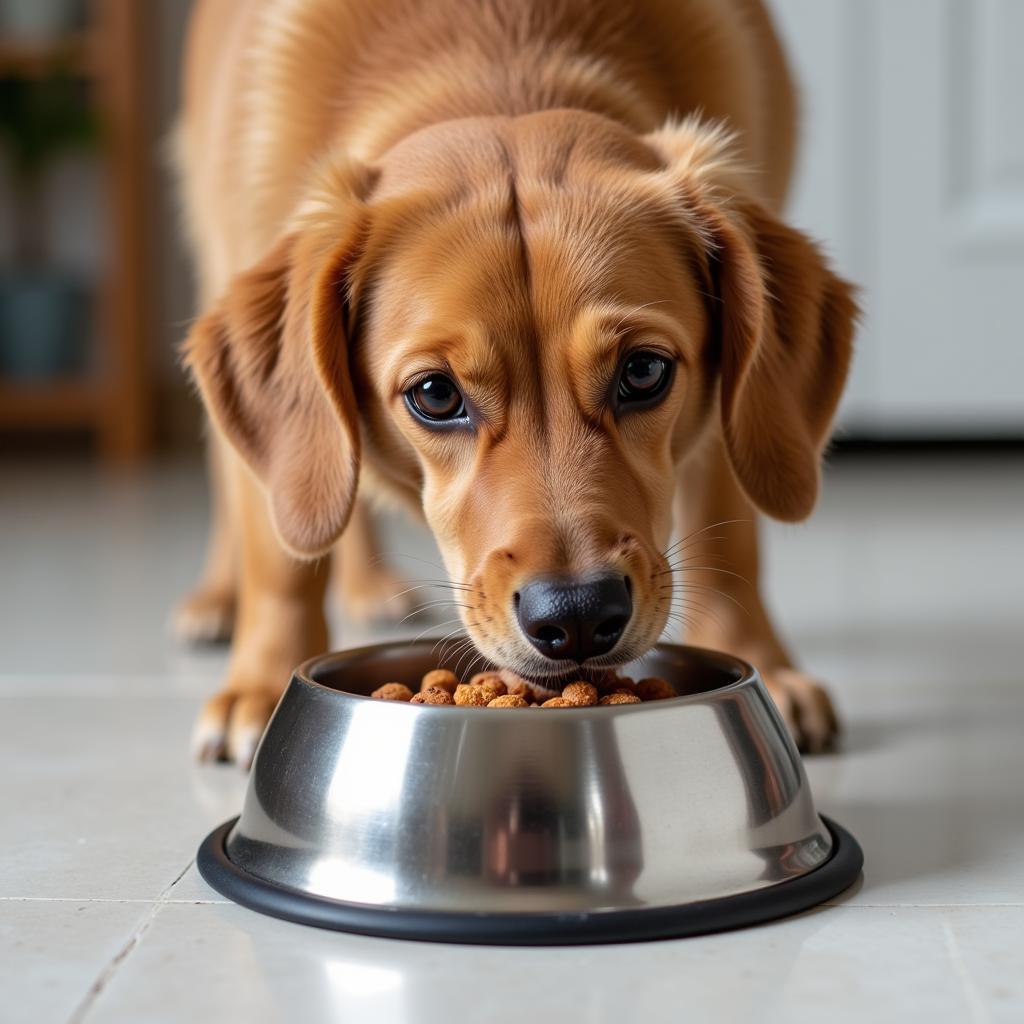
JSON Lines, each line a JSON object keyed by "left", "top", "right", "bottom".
{"left": 186, "top": 111, "right": 856, "bottom": 680}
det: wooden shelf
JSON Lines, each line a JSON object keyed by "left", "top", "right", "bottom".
{"left": 0, "top": 33, "right": 96, "bottom": 79}
{"left": 0, "top": 379, "right": 103, "bottom": 427}
{"left": 0, "top": 2, "right": 154, "bottom": 463}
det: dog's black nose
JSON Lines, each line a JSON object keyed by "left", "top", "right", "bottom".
{"left": 516, "top": 574, "right": 632, "bottom": 663}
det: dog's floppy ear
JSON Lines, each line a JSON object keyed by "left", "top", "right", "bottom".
{"left": 184, "top": 176, "right": 369, "bottom": 557}
{"left": 700, "top": 197, "right": 858, "bottom": 520}
{"left": 646, "top": 119, "right": 857, "bottom": 520}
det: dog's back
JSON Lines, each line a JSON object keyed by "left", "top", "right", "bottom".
{"left": 179, "top": 0, "right": 795, "bottom": 295}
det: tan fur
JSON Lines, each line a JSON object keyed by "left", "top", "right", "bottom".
{"left": 177, "top": 0, "right": 856, "bottom": 764}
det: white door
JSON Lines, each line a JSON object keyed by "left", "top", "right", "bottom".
{"left": 770, "top": 0, "right": 1024, "bottom": 436}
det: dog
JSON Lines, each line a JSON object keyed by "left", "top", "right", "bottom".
{"left": 175, "top": 0, "right": 856, "bottom": 767}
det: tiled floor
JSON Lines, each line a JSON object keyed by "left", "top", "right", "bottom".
{"left": 2, "top": 454, "right": 1022, "bottom": 1023}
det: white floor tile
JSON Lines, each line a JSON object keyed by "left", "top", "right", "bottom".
{"left": 0, "top": 900, "right": 148, "bottom": 1024}
{"left": 0, "top": 695, "right": 237, "bottom": 900}
{"left": 808, "top": 688, "right": 1024, "bottom": 907}
{"left": 81, "top": 902, "right": 1023, "bottom": 1024}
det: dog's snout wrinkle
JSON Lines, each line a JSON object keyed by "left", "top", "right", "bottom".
{"left": 516, "top": 573, "right": 632, "bottom": 663}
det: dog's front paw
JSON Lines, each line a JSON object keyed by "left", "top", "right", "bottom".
{"left": 192, "top": 685, "right": 283, "bottom": 769}
{"left": 172, "top": 585, "right": 235, "bottom": 645}
{"left": 762, "top": 668, "right": 840, "bottom": 754}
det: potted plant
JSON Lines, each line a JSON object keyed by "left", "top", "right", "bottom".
{"left": 0, "top": 70, "right": 99, "bottom": 380}
{"left": 0, "top": 1, "right": 84, "bottom": 44}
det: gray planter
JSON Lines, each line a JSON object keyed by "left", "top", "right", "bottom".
{"left": 0, "top": 270, "right": 88, "bottom": 380}
{"left": 0, "top": 0, "right": 83, "bottom": 43}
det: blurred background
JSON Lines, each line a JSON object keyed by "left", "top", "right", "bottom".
{"left": 0, "top": 1, "right": 191, "bottom": 458}
{"left": 2, "top": 1, "right": 1022, "bottom": 459}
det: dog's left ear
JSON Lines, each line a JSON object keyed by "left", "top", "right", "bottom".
{"left": 647, "top": 121, "right": 858, "bottom": 521}
{"left": 184, "top": 166, "right": 373, "bottom": 557}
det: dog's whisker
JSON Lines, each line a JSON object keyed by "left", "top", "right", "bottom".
{"left": 413, "top": 615, "right": 474, "bottom": 645}
{"left": 429, "top": 625, "right": 465, "bottom": 654}
{"left": 663, "top": 552, "right": 736, "bottom": 571}
{"left": 678, "top": 594, "right": 728, "bottom": 623}
{"left": 657, "top": 580, "right": 749, "bottom": 617}
{"left": 395, "top": 600, "right": 474, "bottom": 626}
{"left": 385, "top": 582, "right": 475, "bottom": 605}
{"left": 384, "top": 552, "right": 472, "bottom": 586}
{"left": 452, "top": 635, "right": 484, "bottom": 678}
{"left": 664, "top": 587, "right": 725, "bottom": 621}
{"left": 669, "top": 597, "right": 728, "bottom": 633}
{"left": 656, "top": 564, "right": 751, "bottom": 586}
{"left": 430, "top": 627, "right": 481, "bottom": 667}
{"left": 662, "top": 536, "right": 729, "bottom": 558}
{"left": 661, "top": 518, "right": 751, "bottom": 559}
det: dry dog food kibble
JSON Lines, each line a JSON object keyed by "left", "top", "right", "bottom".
{"left": 420, "top": 669, "right": 459, "bottom": 695}
{"left": 503, "top": 679, "right": 534, "bottom": 700}
{"left": 561, "top": 681, "right": 598, "bottom": 706}
{"left": 469, "top": 671, "right": 507, "bottom": 695}
{"left": 411, "top": 686, "right": 455, "bottom": 705}
{"left": 371, "top": 682, "right": 414, "bottom": 702}
{"left": 597, "top": 673, "right": 638, "bottom": 696}
{"left": 636, "top": 677, "right": 676, "bottom": 701}
{"left": 384, "top": 670, "right": 674, "bottom": 708}
{"left": 599, "top": 691, "right": 642, "bottom": 705}
{"left": 453, "top": 684, "right": 494, "bottom": 707}
{"left": 488, "top": 694, "right": 530, "bottom": 708}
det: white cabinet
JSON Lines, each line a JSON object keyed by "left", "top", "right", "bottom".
{"left": 770, "top": 0, "right": 1024, "bottom": 436}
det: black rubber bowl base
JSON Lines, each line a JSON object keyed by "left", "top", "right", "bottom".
{"left": 197, "top": 815, "right": 862, "bottom": 946}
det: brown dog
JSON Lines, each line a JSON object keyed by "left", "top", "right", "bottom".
{"left": 175, "top": 0, "right": 856, "bottom": 766}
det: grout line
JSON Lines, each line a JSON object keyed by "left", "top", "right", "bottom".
{"left": 64, "top": 859, "right": 196, "bottom": 1024}
{"left": 0, "top": 896, "right": 231, "bottom": 905}
{"left": 823, "top": 901, "right": 1024, "bottom": 909}
{"left": 942, "top": 918, "right": 993, "bottom": 1024}
{"left": 0, "top": 691, "right": 216, "bottom": 702}
{"left": 823, "top": 905, "right": 1024, "bottom": 912}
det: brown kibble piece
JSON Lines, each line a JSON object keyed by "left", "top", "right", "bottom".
{"left": 504, "top": 679, "right": 534, "bottom": 700}
{"left": 420, "top": 669, "right": 459, "bottom": 695}
{"left": 597, "top": 672, "right": 636, "bottom": 695}
{"left": 541, "top": 697, "right": 574, "bottom": 708}
{"left": 488, "top": 694, "right": 529, "bottom": 708}
{"left": 599, "top": 691, "right": 642, "bottom": 705}
{"left": 454, "top": 684, "right": 492, "bottom": 707}
{"left": 411, "top": 686, "right": 455, "bottom": 705}
{"left": 636, "top": 677, "right": 676, "bottom": 701}
{"left": 371, "top": 682, "right": 413, "bottom": 702}
{"left": 561, "top": 681, "right": 598, "bottom": 706}
{"left": 469, "top": 672, "right": 507, "bottom": 696}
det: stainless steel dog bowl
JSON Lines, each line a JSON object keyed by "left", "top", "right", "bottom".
{"left": 198, "top": 642, "right": 862, "bottom": 944}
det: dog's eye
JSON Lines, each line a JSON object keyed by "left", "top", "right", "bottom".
{"left": 617, "top": 351, "right": 673, "bottom": 408}
{"left": 405, "top": 374, "right": 467, "bottom": 423}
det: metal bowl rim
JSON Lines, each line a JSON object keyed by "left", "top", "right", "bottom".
{"left": 197, "top": 815, "right": 863, "bottom": 945}
{"left": 291, "top": 640, "right": 759, "bottom": 717}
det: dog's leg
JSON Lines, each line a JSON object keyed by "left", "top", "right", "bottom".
{"left": 332, "top": 498, "right": 415, "bottom": 625}
{"left": 172, "top": 430, "right": 238, "bottom": 644}
{"left": 675, "top": 436, "right": 839, "bottom": 752}
{"left": 193, "top": 453, "right": 329, "bottom": 768}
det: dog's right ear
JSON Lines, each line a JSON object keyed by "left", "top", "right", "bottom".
{"left": 184, "top": 169, "right": 372, "bottom": 558}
